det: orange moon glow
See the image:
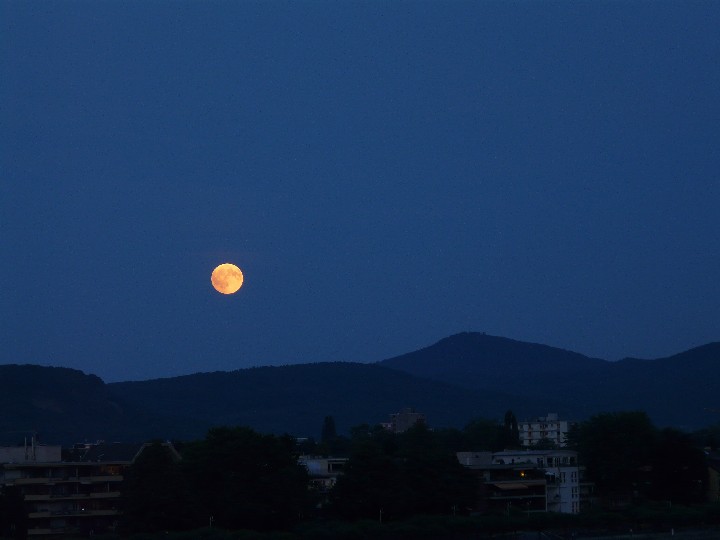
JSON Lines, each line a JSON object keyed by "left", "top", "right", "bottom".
{"left": 211, "top": 263, "right": 244, "bottom": 295}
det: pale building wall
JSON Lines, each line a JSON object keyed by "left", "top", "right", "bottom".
{"left": 493, "top": 449, "right": 580, "bottom": 514}
{"left": 518, "top": 413, "right": 570, "bottom": 447}
{"left": 0, "top": 445, "right": 62, "bottom": 463}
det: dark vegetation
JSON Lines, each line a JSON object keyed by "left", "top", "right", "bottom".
{"left": 121, "top": 428, "right": 309, "bottom": 534}
{"left": 3, "top": 333, "right": 720, "bottom": 445}
{"left": 114, "top": 411, "right": 713, "bottom": 537}
{"left": 0, "top": 486, "right": 26, "bottom": 540}
{"left": 568, "top": 412, "right": 708, "bottom": 505}
{"left": 3, "top": 335, "right": 720, "bottom": 538}
{"left": 2, "top": 410, "right": 720, "bottom": 538}
{"left": 108, "top": 362, "right": 550, "bottom": 443}
{"left": 119, "top": 422, "right": 488, "bottom": 534}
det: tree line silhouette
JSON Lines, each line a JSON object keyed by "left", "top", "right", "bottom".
{"left": 1, "top": 410, "right": 717, "bottom": 538}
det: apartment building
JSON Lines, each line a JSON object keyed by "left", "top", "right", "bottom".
{"left": 493, "top": 449, "right": 581, "bottom": 513}
{"left": 381, "top": 408, "right": 427, "bottom": 434}
{"left": 458, "top": 448, "right": 584, "bottom": 514}
{"left": 518, "top": 413, "right": 570, "bottom": 447}
{"left": 0, "top": 440, "right": 177, "bottom": 536}
{"left": 456, "top": 451, "right": 547, "bottom": 515}
{"left": 298, "top": 456, "right": 348, "bottom": 493}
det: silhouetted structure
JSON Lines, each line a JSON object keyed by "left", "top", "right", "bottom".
{"left": 382, "top": 408, "right": 426, "bottom": 433}
{"left": 0, "top": 440, "right": 178, "bottom": 536}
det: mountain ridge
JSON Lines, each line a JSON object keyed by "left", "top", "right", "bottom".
{"left": 1, "top": 333, "right": 718, "bottom": 443}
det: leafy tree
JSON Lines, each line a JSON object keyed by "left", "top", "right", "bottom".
{"left": 395, "top": 423, "right": 478, "bottom": 516}
{"left": 431, "top": 427, "right": 467, "bottom": 453}
{"left": 463, "top": 418, "right": 503, "bottom": 450}
{"left": 348, "top": 423, "right": 397, "bottom": 456}
{"left": 329, "top": 423, "right": 477, "bottom": 521}
{"left": 572, "top": 411, "right": 657, "bottom": 495}
{"left": 121, "top": 441, "right": 191, "bottom": 533}
{"left": 691, "top": 423, "right": 720, "bottom": 450}
{"left": 328, "top": 433, "right": 402, "bottom": 520}
{"left": 499, "top": 410, "right": 520, "bottom": 449}
{"left": 649, "top": 428, "right": 706, "bottom": 504}
{"left": 0, "top": 486, "right": 27, "bottom": 540}
{"left": 320, "top": 416, "right": 337, "bottom": 443}
{"left": 181, "top": 426, "right": 311, "bottom": 531}
{"left": 533, "top": 437, "right": 558, "bottom": 450}
{"left": 317, "top": 416, "right": 351, "bottom": 456}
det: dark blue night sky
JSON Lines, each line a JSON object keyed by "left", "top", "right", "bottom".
{"left": 2, "top": 1, "right": 719, "bottom": 382}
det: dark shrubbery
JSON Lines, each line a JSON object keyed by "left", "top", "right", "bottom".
{"left": 116, "top": 412, "right": 718, "bottom": 538}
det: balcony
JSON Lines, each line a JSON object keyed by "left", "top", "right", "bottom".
{"left": 488, "top": 493, "right": 546, "bottom": 500}
{"left": 10, "top": 474, "right": 122, "bottom": 486}
{"left": 29, "top": 508, "right": 119, "bottom": 519}
{"left": 79, "top": 475, "right": 123, "bottom": 483}
{"left": 28, "top": 526, "right": 81, "bottom": 536}
{"left": 27, "top": 529, "right": 55, "bottom": 536}
{"left": 28, "top": 511, "right": 51, "bottom": 518}
{"left": 12, "top": 478, "right": 51, "bottom": 485}
{"left": 25, "top": 492, "right": 119, "bottom": 501}
{"left": 91, "top": 491, "right": 121, "bottom": 499}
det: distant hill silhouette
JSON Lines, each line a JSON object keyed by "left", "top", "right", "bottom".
{"left": 379, "top": 332, "right": 606, "bottom": 391}
{"left": 379, "top": 333, "right": 720, "bottom": 430}
{"left": 108, "top": 362, "right": 559, "bottom": 441}
{"left": 0, "top": 365, "right": 151, "bottom": 445}
{"left": 1, "top": 334, "right": 719, "bottom": 443}
{"left": 578, "top": 342, "right": 720, "bottom": 430}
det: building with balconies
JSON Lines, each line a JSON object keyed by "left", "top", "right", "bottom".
{"left": 458, "top": 448, "right": 585, "bottom": 515}
{"left": 518, "top": 413, "right": 571, "bottom": 447}
{"left": 457, "top": 451, "right": 547, "bottom": 515}
{"left": 0, "top": 440, "right": 178, "bottom": 536}
{"left": 493, "top": 449, "right": 580, "bottom": 513}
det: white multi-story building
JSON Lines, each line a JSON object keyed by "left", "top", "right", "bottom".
{"left": 493, "top": 449, "right": 580, "bottom": 514}
{"left": 298, "top": 456, "right": 348, "bottom": 493}
{"left": 518, "top": 413, "right": 570, "bottom": 447}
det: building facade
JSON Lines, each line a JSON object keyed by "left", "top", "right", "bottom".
{"left": 518, "top": 413, "right": 570, "bottom": 447}
{"left": 493, "top": 449, "right": 581, "bottom": 513}
{"left": 298, "top": 456, "right": 348, "bottom": 493}
{"left": 0, "top": 441, "right": 178, "bottom": 536}
{"left": 382, "top": 408, "right": 426, "bottom": 434}
{"left": 458, "top": 448, "right": 584, "bottom": 514}
{"left": 456, "top": 452, "right": 547, "bottom": 515}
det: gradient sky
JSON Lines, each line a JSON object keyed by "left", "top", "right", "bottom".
{"left": 2, "top": 0, "right": 719, "bottom": 383}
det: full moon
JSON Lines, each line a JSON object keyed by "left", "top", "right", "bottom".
{"left": 211, "top": 263, "right": 244, "bottom": 295}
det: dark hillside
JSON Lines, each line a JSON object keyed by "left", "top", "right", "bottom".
{"left": 599, "top": 342, "right": 720, "bottom": 429}
{"left": 519, "top": 342, "right": 720, "bottom": 429}
{"left": 109, "top": 362, "right": 560, "bottom": 439}
{"left": 0, "top": 365, "right": 156, "bottom": 445}
{"left": 2, "top": 336, "right": 718, "bottom": 443}
{"left": 379, "top": 332, "right": 606, "bottom": 394}
{"left": 379, "top": 336, "right": 720, "bottom": 429}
